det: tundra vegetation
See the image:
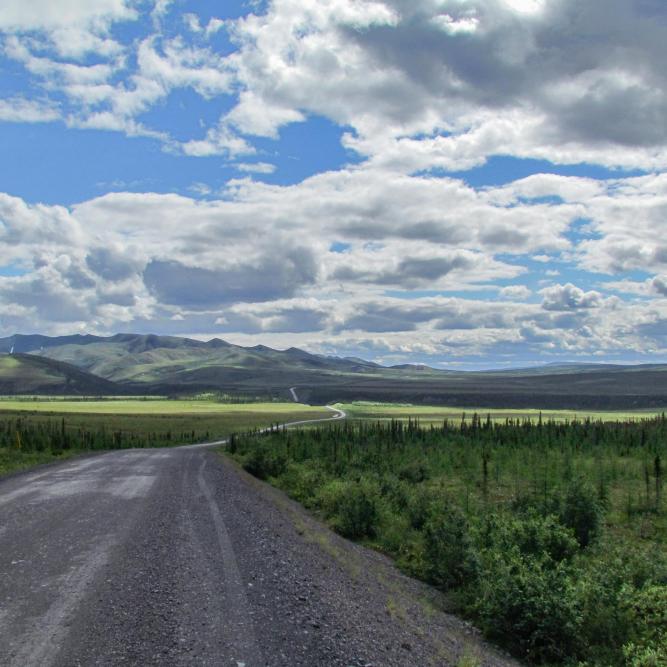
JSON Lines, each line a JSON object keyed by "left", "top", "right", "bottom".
{"left": 0, "top": 399, "right": 329, "bottom": 475}
{"left": 230, "top": 413, "right": 667, "bottom": 666}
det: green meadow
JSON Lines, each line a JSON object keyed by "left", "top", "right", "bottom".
{"left": 0, "top": 398, "right": 330, "bottom": 476}
{"left": 339, "top": 401, "right": 665, "bottom": 424}
{"left": 0, "top": 398, "right": 326, "bottom": 415}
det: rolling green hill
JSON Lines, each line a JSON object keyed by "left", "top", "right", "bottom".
{"left": 0, "top": 333, "right": 379, "bottom": 383}
{"left": 2, "top": 333, "right": 667, "bottom": 408}
{"left": 0, "top": 354, "right": 123, "bottom": 395}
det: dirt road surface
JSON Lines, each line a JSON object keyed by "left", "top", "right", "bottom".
{"left": 0, "top": 431, "right": 519, "bottom": 666}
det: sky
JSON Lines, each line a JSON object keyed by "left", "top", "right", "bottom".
{"left": 1, "top": 0, "right": 667, "bottom": 369}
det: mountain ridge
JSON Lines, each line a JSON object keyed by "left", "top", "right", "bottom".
{"left": 4, "top": 332, "right": 667, "bottom": 375}
{"left": 2, "top": 333, "right": 667, "bottom": 408}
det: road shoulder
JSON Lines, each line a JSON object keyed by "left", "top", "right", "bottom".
{"left": 210, "top": 450, "right": 520, "bottom": 667}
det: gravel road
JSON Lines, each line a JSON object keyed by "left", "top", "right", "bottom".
{"left": 0, "top": 434, "right": 519, "bottom": 666}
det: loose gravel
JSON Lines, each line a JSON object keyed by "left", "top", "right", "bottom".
{"left": 0, "top": 446, "right": 520, "bottom": 666}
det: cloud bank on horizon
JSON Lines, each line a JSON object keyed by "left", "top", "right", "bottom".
{"left": 1, "top": 0, "right": 666, "bottom": 368}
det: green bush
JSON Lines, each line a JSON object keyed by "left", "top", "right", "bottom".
{"left": 377, "top": 473, "right": 408, "bottom": 510}
{"left": 422, "top": 505, "right": 478, "bottom": 589}
{"left": 512, "top": 514, "right": 579, "bottom": 564}
{"left": 398, "top": 459, "right": 430, "bottom": 483}
{"left": 477, "top": 512, "right": 578, "bottom": 565}
{"left": 561, "top": 478, "right": 603, "bottom": 548}
{"left": 622, "top": 585, "right": 667, "bottom": 666}
{"left": 241, "top": 443, "right": 287, "bottom": 480}
{"left": 318, "top": 478, "right": 380, "bottom": 539}
{"left": 573, "top": 543, "right": 667, "bottom": 665}
{"left": 472, "top": 551, "right": 582, "bottom": 663}
{"left": 405, "top": 484, "right": 438, "bottom": 530}
{"left": 278, "top": 461, "right": 326, "bottom": 507}
{"left": 623, "top": 645, "right": 667, "bottom": 667}
{"left": 468, "top": 512, "right": 586, "bottom": 662}
{"left": 574, "top": 556, "right": 634, "bottom": 662}
{"left": 229, "top": 415, "right": 667, "bottom": 667}
{"left": 377, "top": 509, "right": 415, "bottom": 558}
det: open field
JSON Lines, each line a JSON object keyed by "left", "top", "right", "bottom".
{"left": 0, "top": 398, "right": 327, "bottom": 415}
{"left": 0, "top": 400, "right": 330, "bottom": 476}
{"left": 0, "top": 394, "right": 166, "bottom": 401}
{"left": 339, "top": 401, "right": 666, "bottom": 423}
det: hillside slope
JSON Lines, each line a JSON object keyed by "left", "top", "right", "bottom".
{"left": 0, "top": 334, "right": 379, "bottom": 386}
{"left": 0, "top": 354, "right": 123, "bottom": 395}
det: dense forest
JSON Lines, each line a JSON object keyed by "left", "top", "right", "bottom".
{"left": 231, "top": 415, "right": 667, "bottom": 666}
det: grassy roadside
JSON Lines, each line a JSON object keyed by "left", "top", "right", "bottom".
{"left": 229, "top": 412, "right": 667, "bottom": 666}
{"left": 0, "top": 447, "right": 90, "bottom": 477}
{"left": 0, "top": 399, "right": 330, "bottom": 477}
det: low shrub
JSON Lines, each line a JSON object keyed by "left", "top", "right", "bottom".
{"left": 318, "top": 477, "right": 380, "bottom": 539}
{"left": 241, "top": 443, "right": 287, "bottom": 480}
{"left": 560, "top": 478, "right": 603, "bottom": 548}
{"left": 398, "top": 459, "right": 430, "bottom": 483}
{"left": 405, "top": 484, "right": 434, "bottom": 530}
{"left": 422, "top": 505, "right": 478, "bottom": 589}
{"left": 477, "top": 512, "right": 578, "bottom": 564}
{"left": 472, "top": 552, "right": 582, "bottom": 663}
{"left": 622, "top": 585, "right": 667, "bottom": 666}
{"left": 278, "top": 461, "right": 326, "bottom": 507}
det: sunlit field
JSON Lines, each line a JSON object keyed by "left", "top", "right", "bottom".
{"left": 339, "top": 401, "right": 665, "bottom": 424}
{"left": 0, "top": 398, "right": 328, "bottom": 415}
{"left": 0, "top": 399, "right": 330, "bottom": 476}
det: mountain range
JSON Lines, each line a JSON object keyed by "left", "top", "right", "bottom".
{"left": 1, "top": 333, "right": 667, "bottom": 409}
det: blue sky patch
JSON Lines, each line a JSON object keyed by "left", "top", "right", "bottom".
{"left": 0, "top": 0, "right": 666, "bottom": 368}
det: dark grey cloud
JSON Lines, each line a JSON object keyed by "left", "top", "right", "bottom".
{"left": 339, "top": 219, "right": 471, "bottom": 247}
{"left": 335, "top": 298, "right": 517, "bottom": 333}
{"left": 219, "top": 306, "right": 329, "bottom": 334}
{"left": 338, "top": 302, "right": 444, "bottom": 333}
{"left": 344, "top": 0, "right": 667, "bottom": 148}
{"left": 143, "top": 247, "right": 318, "bottom": 308}
{"left": 652, "top": 276, "right": 667, "bottom": 296}
{"left": 62, "top": 263, "right": 96, "bottom": 289}
{"left": 86, "top": 247, "right": 142, "bottom": 281}
{"left": 400, "top": 221, "right": 470, "bottom": 244}
{"left": 0, "top": 276, "right": 90, "bottom": 322}
{"left": 99, "top": 289, "right": 136, "bottom": 307}
{"left": 478, "top": 226, "right": 529, "bottom": 248}
{"left": 398, "top": 255, "right": 473, "bottom": 281}
{"left": 436, "top": 309, "right": 510, "bottom": 330}
{"left": 638, "top": 318, "right": 667, "bottom": 340}
{"left": 560, "top": 84, "right": 667, "bottom": 148}
{"left": 333, "top": 254, "right": 473, "bottom": 287}
{"left": 527, "top": 310, "right": 586, "bottom": 330}
{"left": 541, "top": 283, "right": 602, "bottom": 311}
{"left": 519, "top": 325, "right": 554, "bottom": 344}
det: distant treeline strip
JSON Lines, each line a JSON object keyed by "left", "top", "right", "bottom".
{"left": 1, "top": 416, "right": 209, "bottom": 452}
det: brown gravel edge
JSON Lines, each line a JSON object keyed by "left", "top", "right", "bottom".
{"left": 216, "top": 450, "right": 522, "bottom": 667}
